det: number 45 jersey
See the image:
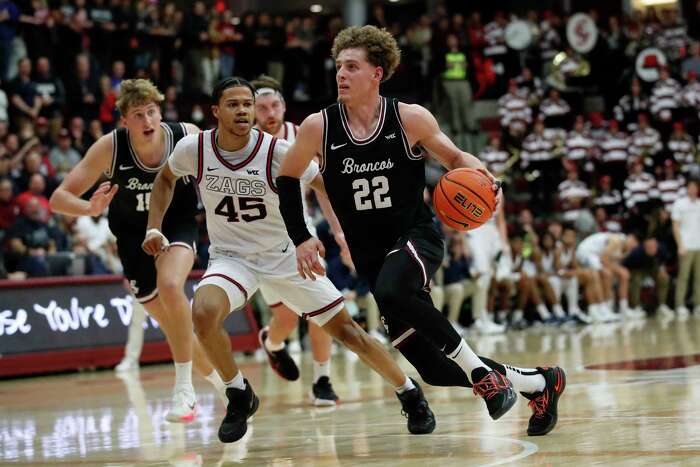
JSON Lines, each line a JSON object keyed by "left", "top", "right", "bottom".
{"left": 320, "top": 97, "right": 433, "bottom": 255}
{"left": 168, "top": 127, "right": 319, "bottom": 255}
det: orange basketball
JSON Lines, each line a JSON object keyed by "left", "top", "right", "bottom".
{"left": 433, "top": 168, "right": 496, "bottom": 231}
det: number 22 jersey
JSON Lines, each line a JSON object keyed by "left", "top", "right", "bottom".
{"left": 168, "top": 127, "right": 319, "bottom": 255}
{"left": 319, "top": 97, "right": 434, "bottom": 255}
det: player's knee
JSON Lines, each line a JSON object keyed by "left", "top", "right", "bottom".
{"left": 157, "top": 276, "right": 183, "bottom": 301}
{"left": 192, "top": 297, "right": 224, "bottom": 338}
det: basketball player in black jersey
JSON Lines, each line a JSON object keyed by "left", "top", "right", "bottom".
{"left": 50, "top": 79, "right": 226, "bottom": 423}
{"left": 278, "top": 26, "right": 566, "bottom": 437}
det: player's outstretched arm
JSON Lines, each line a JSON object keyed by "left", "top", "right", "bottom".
{"left": 277, "top": 112, "right": 326, "bottom": 280}
{"left": 50, "top": 134, "right": 117, "bottom": 217}
{"left": 399, "top": 103, "right": 503, "bottom": 208}
{"left": 142, "top": 164, "right": 178, "bottom": 256}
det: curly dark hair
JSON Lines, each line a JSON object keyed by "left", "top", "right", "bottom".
{"left": 331, "top": 25, "right": 401, "bottom": 82}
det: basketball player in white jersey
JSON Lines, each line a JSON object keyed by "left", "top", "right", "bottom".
{"left": 576, "top": 231, "right": 643, "bottom": 321}
{"left": 251, "top": 76, "right": 343, "bottom": 406}
{"left": 143, "top": 78, "right": 435, "bottom": 443}
{"left": 50, "top": 79, "right": 225, "bottom": 423}
{"left": 467, "top": 205, "right": 509, "bottom": 333}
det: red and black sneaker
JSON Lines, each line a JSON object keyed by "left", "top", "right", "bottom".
{"left": 258, "top": 326, "right": 300, "bottom": 381}
{"left": 472, "top": 368, "right": 517, "bottom": 420}
{"left": 522, "top": 366, "right": 566, "bottom": 436}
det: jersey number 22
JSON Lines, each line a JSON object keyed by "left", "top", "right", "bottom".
{"left": 352, "top": 176, "right": 392, "bottom": 211}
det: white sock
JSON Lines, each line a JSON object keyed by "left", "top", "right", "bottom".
{"left": 265, "top": 336, "right": 285, "bottom": 352}
{"left": 174, "top": 361, "right": 193, "bottom": 391}
{"left": 504, "top": 365, "right": 546, "bottom": 393}
{"left": 313, "top": 360, "right": 330, "bottom": 383}
{"left": 553, "top": 304, "right": 565, "bottom": 317}
{"left": 205, "top": 369, "right": 224, "bottom": 389}
{"left": 619, "top": 299, "right": 628, "bottom": 313}
{"left": 606, "top": 300, "right": 614, "bottom": 310}
{"left": 537, "top": 304, "right": 552, "bottom": 320}
{"left": 447, "top": 339, "right": 491, "bottom": 378}
{"left": 395, "top": 375, "right": 416, "bottom": 394}
{"left": 223, "top": 371, "right": 246, "bottom": 390}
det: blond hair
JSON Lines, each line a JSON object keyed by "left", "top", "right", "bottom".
{"left": 116, "top": 79, "right": 164, "bottom": 116}
{"left": 250, "top": 74, "right": 282, "bottom": 93}
{"left": 331, "top": 25, "right": 401, "bottom": 82}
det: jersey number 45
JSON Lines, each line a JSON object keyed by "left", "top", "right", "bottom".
{"left": 215, "top": 196, "right": 267, "bottom": 222}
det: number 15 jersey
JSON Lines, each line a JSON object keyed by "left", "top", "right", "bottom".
{"left": 168, "top": 128, "right": 319, "bottom": 255}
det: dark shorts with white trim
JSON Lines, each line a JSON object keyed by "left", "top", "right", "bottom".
{"left": 353, "top": 221, "right": 445, "bottom": 344}
{"left": 115, "top": 220, "right": 197, "bottom": 303}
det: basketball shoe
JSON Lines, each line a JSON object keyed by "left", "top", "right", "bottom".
{"left": 522, "top": 366, "right": 566, "bottom": 436}
{"left": 471, "top": 368, "right": 517, "bottom": 420}
{"left": 165, "top": 388, "right": 197, "bottom": 423}
{"left": 310, "top": 376, "right": 339, "bottom": 406}
{"left": 218, "top": 380, "right": 259, "bottom": 443}
{"left": 258, "top": 326, "right": 300, "bottom": 381}
{"left": 396, "top": 378, "right": 435, "bottom": 434}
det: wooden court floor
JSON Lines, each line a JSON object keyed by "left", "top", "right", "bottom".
{"left": 2, "top": 316, "right": 700, "bottom": 466}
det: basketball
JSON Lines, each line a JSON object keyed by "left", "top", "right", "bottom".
{"left": 433, "top": 168, "right": 496, "bottom": 231}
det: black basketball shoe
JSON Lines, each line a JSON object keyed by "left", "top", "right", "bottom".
{"left": 218, "top": 380, "right": 260, "bottom": 443}
{"left": 396, "top": 378, "right": 436, "bottom": 434}
{"left": 522, "top": 366, "right": 566, "bottom": 436}
{"left": 258, "top": 326, "right": 300, "bottom": 381}
{"left": 471, "top": 368, "right": 517, "bottom": 420}
{"left": 310, "top": 376, "right": 340, "bottom": 407}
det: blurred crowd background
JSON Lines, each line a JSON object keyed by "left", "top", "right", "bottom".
{"left": 1, "top": 0, "right": 700, "bottom": 336}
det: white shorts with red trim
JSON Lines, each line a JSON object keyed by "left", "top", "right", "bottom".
{"left": 199, "top": 247, "right": 344, "bottom": 327}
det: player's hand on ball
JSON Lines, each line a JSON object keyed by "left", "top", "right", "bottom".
{"left": 88, "top": 181, "right": 118, "bottom": 216}
{"left": 296, "top": 237, "right": 326, "bottom": 281}
{"left": 476, "top": 167, "right": 503, "bottom": 212}
{"left": 142, "top": 229, "right": 170, "bottom": 256}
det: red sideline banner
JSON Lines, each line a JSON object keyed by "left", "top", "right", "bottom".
{"left": 0, "top": 272, "right": 259, "bottom": 378}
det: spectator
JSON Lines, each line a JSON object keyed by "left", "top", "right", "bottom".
{"left": 650, "top": 66, "right": 681, "bottom": 125}
{"left": 679, "top": 71, "right": 700, "bottom": 126}
{"left": 593, "top": 175, "right": 624, "bottom": 218}
{"left": 0, "top": 86, "right": 7, "bottom": 123}
{"left": 0, "top": 0, "right": 20, "bottom": 84}
{"left": 210, "top": 9, "right": 240, "bottom": 79}
{"left": 14, "top": 172, "right": 51, "bottom": 222}
{"left": 5, "top": 197, "right": 67, "bottom": 277}
{"left": 681, "top": 42, "right": 700, "bottom": 78}
{"left": 72, "top": 213, "right": 121, "bottom": 274}
{"left": 162, "top": 85, "right": 179, "bottom": 122}
{"left": 671, "top": 178, "right": 700, "bottom": 316}
{"left": 66, "top": 54, "right": 101, "bottom": 121}
{"left": 33, "top": 56, "right": 64, "bottom": 123}
{"left": 514, "top": 67, "right": 543, "bottom": 107}
{"left": 441, "top": 33, "right": 472, "bottom": 150}
{"left": 598, "top": 119, "right": 630, "bottom": 188}
{"left": 564, "top": 115, "right": 596, "bottom": 172}
{"left": 480, "top": 133, "right": 510, "bottom": 176}
{"left": 0, "top": 176, "right": 17, "bottom": 228}
{"left": 630, "top": 114, "right": 662, "bottom": 165}
{"left": 498, "top": 79, "right": 531, "bottom": 142}
{"left": 623, "top": 237, "right": 670, "bottom": 315}
{"left": 668, "top": 121, "right": 697, "bottom": 175}
{"left": 614, "top": 78, "right": 650, "bottom": 132}
{"left": 539, "top": 88, "right": 571, "bottom": 129}
{"left": 8, "top": 57, "right": 41, "bottom": 127}
{"left": 521, "top": 118, "right": 560, "bottom": 210}
{"left": 68, "top": 116, "right": 88, "bottom": 153}
{"left": 624, "top": 158, "right": 659, "bottom": 209}
{"left": 180, "top": 1, "right": 210, "bottom": 97}
{"left": 49, "top": 128, "right": 80, "bottom": 181}
{"left": 558, "top": 167, "right": 591, "bottom": 215}
{"left": 110, "top": 60, "right": 125, "bottom": 92}
{"left": 88, "top": 0, "right": 116, "bottom": 69}
{"left": 443, "top": 234, "right": 475, "bottom": 335}
{"left": 656, "top": 159, "right": 686, "bottom": 211}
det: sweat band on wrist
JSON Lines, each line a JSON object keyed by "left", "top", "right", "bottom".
{"left": 276, "top": 175, "right": 312, "bottom": 246}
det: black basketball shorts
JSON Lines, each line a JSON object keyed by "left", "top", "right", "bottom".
{"left": 116, "top": 221, "right": 197, "bottom": 303}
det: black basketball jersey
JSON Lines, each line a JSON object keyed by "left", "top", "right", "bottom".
{"left": 320, "top": 97, "right": 433, "bottom": 254}
{"left": 106, "top": 122, "right": 198, "bottom": 236}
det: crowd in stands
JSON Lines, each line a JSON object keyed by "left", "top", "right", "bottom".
{"left": 2, "top": 0, "right": 700, "bottom": 335}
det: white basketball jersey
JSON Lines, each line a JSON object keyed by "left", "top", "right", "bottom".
{"left": 577, "top": 232, "right": 616, "bottom": 257}
{"left": 196, "top": 128, "right": 289, "bottom": 254}
{"left": 282, "top": 121, "right": 298, "bottom": 143}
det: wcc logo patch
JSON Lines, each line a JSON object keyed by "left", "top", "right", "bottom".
{"left": 247, "top": 169, "right": 260, "bottom": 175}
